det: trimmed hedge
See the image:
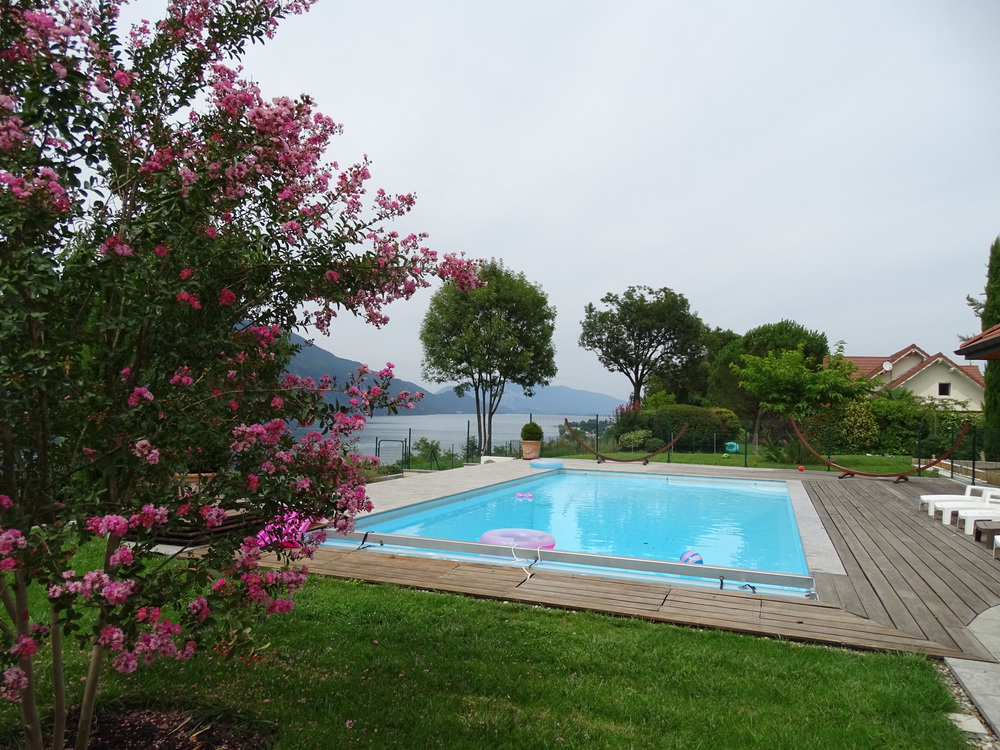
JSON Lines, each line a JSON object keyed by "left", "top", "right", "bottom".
{"left": 610, "top": 404, "right": 742, "bottom": 452}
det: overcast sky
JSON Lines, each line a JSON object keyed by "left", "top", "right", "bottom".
{"left": 150, "top": 1, "right": 1000, "bottom": 400}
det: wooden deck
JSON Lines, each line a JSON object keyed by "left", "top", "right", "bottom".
{"left": 271, "top": 469, "right": 1000, "bottom": 661}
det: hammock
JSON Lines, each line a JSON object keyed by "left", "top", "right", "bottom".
{"left": 789, "top": 419, "right": 970, "bottom": 483}
{"left": 562, "top": 419, "right": 689, "bottom": 465}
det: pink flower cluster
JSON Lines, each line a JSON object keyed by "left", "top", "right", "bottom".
{"left": 0, "top": 528, "right": 27, "bottom": 571}
{"left": 86, "top": 515, "right": 129, "bottom": 538}
{"left": 199, "top": 505, "right": 228, "bottom": 529}
{"left": 170, "top": 365, "right": 195, "bottom": 386}
{"left": 86, "top": 505, "right": 168, "bottom": 538}
{"left": 0, "top": 668, "right": 26, "bottom": 702}
{"left": 48, "top": 569, "right": 136, "bottom": 606}
{"left": 102, "top": 611, "right": 197, "bottom": 674}
{"left": 127, "top": 386, "right": 153, "bottom": 407}
{"left": 0, "top": 167, "right": 70, "bottom": 212}
{"left": 238, "top": 565, "right": 307, "bottom": 613}
{"left": 176, "top": 291, "right": 202, "bottom": 309}
{"left": 10, "top": 635, "right": 38, "bottom": 657}
{"left": 100, "top": 235, "right": 134, "bottom": 257}
{"left": 230, "top": 418, "right": 287, "bottom": 451}
{"left": 187, "top": 596, "right": 210, "bottom": 623}
{"left": 132, "top": 439, "right": 160, "bottom": 465}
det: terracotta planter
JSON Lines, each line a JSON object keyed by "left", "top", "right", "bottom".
{"left": 521, "top": 440, "right": 542, "bottom": 460}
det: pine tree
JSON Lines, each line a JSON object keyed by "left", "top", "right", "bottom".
{"left": 981, "top": 237, "right": 1000, "bottom": 458}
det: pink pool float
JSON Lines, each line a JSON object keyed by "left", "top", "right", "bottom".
{"left": 479, "top": 528, "right": 556, "bottom": 549}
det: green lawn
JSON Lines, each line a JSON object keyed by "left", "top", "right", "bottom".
{"left": 540, "top": 451, "right": 924, "bottom": 475}
{"left": 2, "top": 575, "right": 966, "bottom": 749}
{"left": 405, "top": 450, "right": 931, "bottom": 476}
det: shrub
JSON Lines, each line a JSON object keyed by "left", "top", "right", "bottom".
{"left": 644, "top": 437, "right": 666, "bottom": 453}
{"left": 618, "top": 430, "right": 652, "bottom": 451}
{"left": 761, "top": 439, "right": 820, "bottom": 466}
{"left": 653, "top": 404, "right": 741, "bottom": 452}
{"left": 607, "top": 408, "right": 652, "bottom": 438}
{"left": 521, "top": 421, "right": 544, "bottom": 441}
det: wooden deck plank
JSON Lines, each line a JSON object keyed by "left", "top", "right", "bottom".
{"left": 808, "top": 486, "right": 893, "bottom": 623}
{"left": 816, "top": 482, "right": 973, "bottom": 649}
{"left": 819, "top": 478, "right": 1000, "bottom": 608}
{"left": 846, "top": 482, "right": 1000, "bottom": 615}
{"left": 812, "top": 484, "right": 921, "bottom": 632}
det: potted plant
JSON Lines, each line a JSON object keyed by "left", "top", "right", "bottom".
{"left": 520, "top": 421, "right": 543, "bottom": 460}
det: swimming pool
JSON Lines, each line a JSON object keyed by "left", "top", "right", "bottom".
{"left": 328, "top": 468, "right": 816, "bottom": 597}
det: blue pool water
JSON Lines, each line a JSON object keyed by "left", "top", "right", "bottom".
{"left": 352, "top": 470, "right": 808, "bottom": 576}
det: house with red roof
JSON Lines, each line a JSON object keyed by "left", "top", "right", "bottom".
{"left": 842, "top": 344, "right": 985, "bottom": 410}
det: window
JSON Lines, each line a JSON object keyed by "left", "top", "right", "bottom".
{"left": 938, "top": 382, "right": 951, "bottom": 397}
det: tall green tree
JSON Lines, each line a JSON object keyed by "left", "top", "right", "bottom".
{"left": 981, "top": 237, "right": 1000, "bottom": 457}
{"left": 578, "top": 286, "right": 703, "bottom": 406}
{"left": 647, "top": 325, "right": 739, "bottom": 405}
{"left": 732, "top": 344, "right": 871, "bottom": 421}
{"left": 420, "top": 260, "right": 557, "bottom": 454}
{"left": 706, "top": 320, "right": 829, "bottom": 437}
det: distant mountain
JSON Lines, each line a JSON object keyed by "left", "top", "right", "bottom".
{"left": 285, "top": 335, "right": 624, "bottom": 415}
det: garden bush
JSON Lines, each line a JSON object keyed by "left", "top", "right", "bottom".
{"left": 644, "top": 437, "right": 666, "bottom": 453}
{"left": 618, "top": 430, "right": 652, "bottom": 451}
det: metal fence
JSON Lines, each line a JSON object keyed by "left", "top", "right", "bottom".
{"left": 360, "top": 412, "right": 996, "bottom": 480}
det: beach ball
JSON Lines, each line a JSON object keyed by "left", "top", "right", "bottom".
{"left": 680, "top": 550, "right": 703, "bottom": 565}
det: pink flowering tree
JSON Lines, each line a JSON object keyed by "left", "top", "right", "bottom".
{"left": 0, "top": 1, "right": 478, "bottom": 748}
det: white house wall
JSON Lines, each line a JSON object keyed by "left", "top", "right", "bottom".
{"left": 901, "top": 361, "right": 983, "bottom": 410}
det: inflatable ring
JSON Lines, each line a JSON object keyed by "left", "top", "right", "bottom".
{"left": 724, "top": 442, "right": 739, "bottom": 454}
{"left": 529, "top": 458, "right": 563, "bottom": 469}
{"left": 479, "top": 528, "right": 556, "bottom": 549}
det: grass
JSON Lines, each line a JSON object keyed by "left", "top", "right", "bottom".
{"left": 404, "top": 449, "right": 930, "bottom": 476}
{"left": 2, "top": 574, "right": 967, "bottom": 749}
{"left": 537, "top": 451, "right": 923, "bottom": 474}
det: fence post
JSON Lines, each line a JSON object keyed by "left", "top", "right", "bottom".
{"left": 825, "top": 420, "right": 832, "bottom": 472}
{"left": 466, "top": 420, "right": 471, "bottom": 461}
{"left": 972, "top": 426, "right": 978, "bottom": 486}
{"left": 406, "top": 428, "right": 411, "bottom": 470}
{"left": 595, "top": 414, "right": 600, "bottom": 453}
{"left": 950, "top": 425, "right": 955, "bottom": 479}
{"left": 744, "top": 422, "right": 749, "bottom": 468}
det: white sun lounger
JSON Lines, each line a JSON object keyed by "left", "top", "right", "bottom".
{"left": 919, "top": 485, "right": 998, "bottom": 512}
{"left": 924, "top": 489, "right": 1000, "bottom": 519}
{"left": 937, "top": 497, "right": 1000, "bottom": 524}
{"left": 955, "top": 507, "right": 1000, "bottom": 535}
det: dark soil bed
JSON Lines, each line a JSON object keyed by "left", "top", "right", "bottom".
{"left": 3, "top": 708, "right": 273, "bottom": 750}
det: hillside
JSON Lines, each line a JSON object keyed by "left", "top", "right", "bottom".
{"left": 285, "top": 335, "right": 623, "bottom": 415}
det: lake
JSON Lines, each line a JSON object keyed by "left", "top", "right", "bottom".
{"left": 354, "top": 413, "right": 599, "bottom": 462}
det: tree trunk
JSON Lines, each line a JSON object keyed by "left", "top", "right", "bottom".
{"left": 74, "top": 642, "right": 106, "bottom": 750}
{"left": 752, "top": 405, "right": 764, "bottom": 444}
{"left": 50, "top": 606, "right": 67, "bottom": 750}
